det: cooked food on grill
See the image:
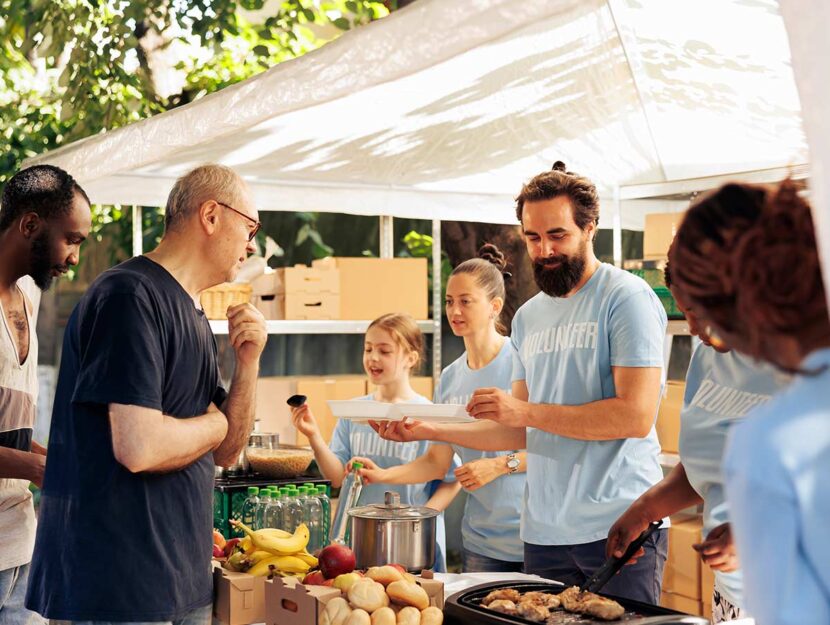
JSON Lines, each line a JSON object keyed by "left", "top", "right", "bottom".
{"left": 557, "top": 586, "right": 625, "bottom": 621}
{"left": 482, "top": 589, "right": 522, "bottom": 605}
{"left": 485, "top": 599, "right": 518, "bottom": 615}
{"left": 518, "top": 591, "right": 561, "bottom": 609}
{"left": 515, "top": 600, "right": 549, "bottom": 622}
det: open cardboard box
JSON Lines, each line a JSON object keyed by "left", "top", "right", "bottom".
{"left": 265, "top": 571, "right": 444, "bottom": 625}
{"left": 214, "top": 562, "right": 266, "bottom": 625}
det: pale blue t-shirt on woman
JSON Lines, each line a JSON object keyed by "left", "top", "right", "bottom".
{"left": 724, "top": 348, "right": 830, "bottom": 625}
{"left": 679, "top": 343, "right": 791, "bottom": 607}
{"left": 329, "top": 394, "right": 458, "bottom": 572}
{"left": 511, "top": 263, "right": 667, "bottom": 545}
{"left": 434, "top": 338, "right": 525, "bottom": 563}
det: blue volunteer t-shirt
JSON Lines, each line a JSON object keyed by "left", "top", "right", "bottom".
{"left": 679, "top": 343, "right": 791, "bottom": 607}
{"left": 329, "top": 394, "right": 458, "bottom": 572}
{"left": 511, "top": 263, "right": 666, "bottom": 545}
{"left": 724, "top": 348, "right": 830, "bottom": 625}
{"left": 435, "top": 339, "right": 524, "bottom": 563}
{"left": 26, "top": 256, "right": 227, "bottom": 621}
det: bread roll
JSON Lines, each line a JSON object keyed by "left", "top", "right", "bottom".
{"left": 387, "top": 581, "right": 429, "bottom": 611}
{"left": 345, "top": 609, "right": 371, "bottom": 625}
{"left": 420, "top": 606, "right": 443, "bottom": 625}
{"left": 397, "top": 606, "right": 421, "bottom": 625}
{"left": 366, "top": 565, "right": 404, "bottom": 586}
{"left": 348, "top": 579, "right": 389, "bottom": 612}
{"left": 371, "top": 607, "right": 396, "bottom": 625}
{"left": 322, "top": 597, "right": 353, "bottom": 625}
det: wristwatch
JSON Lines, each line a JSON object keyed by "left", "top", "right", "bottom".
{"left": 506, "top": 452, "right": 520, "bottom": 474}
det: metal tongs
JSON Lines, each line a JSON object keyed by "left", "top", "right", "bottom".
{"left": 580, "top": 520, "right": 664, "bottom": 593}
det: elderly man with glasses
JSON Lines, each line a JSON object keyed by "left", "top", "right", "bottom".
{"left": 26, "top": 164, "right": 267, "bottom": 625}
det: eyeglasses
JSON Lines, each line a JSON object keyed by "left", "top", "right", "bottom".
{"left": 218, "top": 202, "right": 261, "bottom": 242}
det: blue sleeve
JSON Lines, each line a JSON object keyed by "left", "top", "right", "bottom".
{"left": 329, "top": 418, "right": 352, "bottom": 465}
{"left": 725, "top": 425, "right": 830, "bottom": 625}
{"left": 72, "top": 292, "right": 164, "bottom": 410}
{"left": 608, "top": 289, "right": 666, "bottom": 367}
{"left": 510, "top": 317, "right": 526, "bottom": 382}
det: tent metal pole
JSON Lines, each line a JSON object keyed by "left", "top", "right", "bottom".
{"left": 612, "top": 187, "right": 622, "bottom": 267}
{"left": 132, "top": 205, "right": 143, "bottom": 256}
{"left": 431, "top": 219, "right": 442, "bottom": 393}
{"left": 380, "top": 215, "right": 394, "bottom": 258}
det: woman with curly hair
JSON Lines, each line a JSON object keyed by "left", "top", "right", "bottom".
{"left": 667, "top": 180, "right": 830, "bottom": 625}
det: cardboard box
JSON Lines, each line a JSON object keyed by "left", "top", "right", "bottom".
{"left": 644, "top": 212, "right": 685, "bottom": 260}
{"left": 214, "top": 564, "right": 266, "bottom": 625}
{"left": 663, "top": 517, "right": 702, "bottom": 600}
{"left": 296, "top": 377, "right": 369, "bottom": 445}
{"left": 700, "top": 554, "right": 715, "bottom": 607}
{"left": 252, "top": 266, "right": 340, "bottom": 296}
{"left": 252, "top": 266, "right": 341, "bottom": 320}
{"left": 255, "top": 377, "right": 298, "bottom": 445}
{"left": 265, "top": 573, "right": 444, "bottom": 625}
{"left": 312, "top": 257, "right": 428, "bottom": 320}
{"left": 660, "top": 591, "right": 703, "bottom": 617}
{"left": 656, "top": 381, "right": 684, "bottom": 453}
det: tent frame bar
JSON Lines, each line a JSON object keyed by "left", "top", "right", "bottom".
{"left": 618, "top": 163, "right": 810, "bottom": 201}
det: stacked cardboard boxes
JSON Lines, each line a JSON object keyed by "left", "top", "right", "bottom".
{"left": 661, "top": 516, "right": 714, "bottom": 618}
{"left": 656, "top": 381, "right": 684, "bottom": 454}
{"left": 251, "top": 265, "right": 340, "bottom": 320}
{"left": 312, "top": 257, "right": 428, "bottom": 320}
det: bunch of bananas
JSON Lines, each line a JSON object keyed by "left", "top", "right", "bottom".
{"left": 226, "top": 521, "right": 318, "bottom": 578}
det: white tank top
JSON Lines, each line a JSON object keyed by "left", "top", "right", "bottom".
{"left": 0, "top": 278, "right": 39, "bottom": 570}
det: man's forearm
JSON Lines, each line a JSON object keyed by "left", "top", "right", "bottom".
{"left": 110, "top": 404, "right": 227, "bottom": 473}
{"left": 637, "top": 463, "right": 703, "bottom": 520}
{"left": 214, "top": 361, "right": 259, "bottom": 467}
{"left": 0, "top": 447, "right": 43, "bottom": 482}
{"left": 431, "top": 421, "right": 526, "bottom": 451}
{"left": 524, "top": 397, "right": 654, "bottom": 440}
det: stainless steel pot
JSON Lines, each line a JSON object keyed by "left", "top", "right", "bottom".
{"left": 348, "top": 491, "right": 438, "bottom": 572}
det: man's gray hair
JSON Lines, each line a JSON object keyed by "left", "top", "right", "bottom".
{"left": 165, "top": 164, "right": 247, "bottom": 231}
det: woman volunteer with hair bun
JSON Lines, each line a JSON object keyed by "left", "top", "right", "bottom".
{"left": 351, "top": 244, "right": 526, "bottom": 572}
{"left": 667, "top": 179, "right": 830, "bottom": 625}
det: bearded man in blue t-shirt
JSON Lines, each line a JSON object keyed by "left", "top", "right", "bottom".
{"left": 26, "top": 164, "right": 267, "bottom": 624}
{"left": 374, "top": 162, "right": 668, "bottom": 603}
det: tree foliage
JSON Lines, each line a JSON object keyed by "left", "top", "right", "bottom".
{"left": 0, "top": 0, "right": 396, "bottom": 185}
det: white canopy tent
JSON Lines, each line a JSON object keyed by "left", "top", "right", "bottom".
{"left": 24, "top": 0, "right": 806, "bottom": 232}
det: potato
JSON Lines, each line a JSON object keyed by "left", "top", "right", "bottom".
{"left": 420, "top": 607, "right": 443, "bottom": 625}
{"left": 397, "top": 606, "right": 421, "bottom": 625}
{"left": 371, "top": 607, "right": 397, "bottom": 625}
{"left": 322, "top": 598, "right": 352, "bottom": 625}
{"left": 346, "top": 609, "right": 371, "bottom": 625}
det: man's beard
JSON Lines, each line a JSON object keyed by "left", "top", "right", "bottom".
{"left": 30, "top": 229, "right": 59, "bottom": 291}
{"left": 533, "top": 246, "right": 587, "bottom": 298}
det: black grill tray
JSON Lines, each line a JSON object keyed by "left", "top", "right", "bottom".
{"left": 444, "top": 581, "right": 693, "bottom": 625}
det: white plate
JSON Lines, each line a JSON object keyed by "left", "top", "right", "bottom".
{"left": 396, "top": 403, "right": 476, "bottom": 423}
{"left": 327, "top": 400, "right": 404, "bottom": 421}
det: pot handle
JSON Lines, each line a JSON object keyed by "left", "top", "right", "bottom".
{"left": 384, "top": 491, "right": 401, "bottom": 507}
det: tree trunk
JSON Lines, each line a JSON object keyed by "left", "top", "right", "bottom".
{"left": 442, "top": 221, "right": 538, "bottom": 334}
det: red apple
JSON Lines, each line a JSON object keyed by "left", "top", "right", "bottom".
{"left": 318, "top": 545, "right": 356, "bottom": 579}
{"left": 213, "top": 545, "right": 225, "bottom": 558}
{"left": 302, "top": 571, "right": 327, "bottom": 586}
{"left": 213, "top": 529, "right": 227, "bottom": 549}
{"left": 223, "top": 538, "right": 241, "bottom": 558}
{"left": 321, "top": 579, "right": 336, "bottom": 587}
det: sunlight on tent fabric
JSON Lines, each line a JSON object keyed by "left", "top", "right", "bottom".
{"left": 23, "top": 0, "right": 806, "bottom": 227}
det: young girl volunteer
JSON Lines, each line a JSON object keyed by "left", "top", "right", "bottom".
{"left": 290, "top": 313, "right": 459, "bottom": 571}
{"left": 351, "top": 245, "right": 527, "bottom": 572}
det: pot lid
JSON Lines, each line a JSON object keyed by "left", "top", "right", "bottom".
{"left": 347, "top": 491, "right": 439, "bottom": 520}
